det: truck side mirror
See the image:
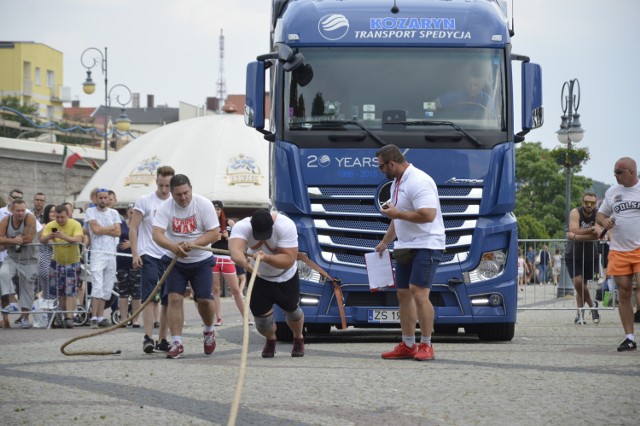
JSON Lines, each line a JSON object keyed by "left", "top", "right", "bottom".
{"left": 521, "top": 62, "right": 543, "bottom": 131}
{"left": 245, "top": 61, "right": 265, "bottom": 130}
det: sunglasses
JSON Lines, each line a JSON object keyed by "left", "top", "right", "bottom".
{"left": 613, "top": 169, "right": 628, "bottom": 175}
{"left": 378, "top": 162, "right": 389, "bottom": 170}
{"left": 583, "top": 201, "right": 596, "bottom": 207}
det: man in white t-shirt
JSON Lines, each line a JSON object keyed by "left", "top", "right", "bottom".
{"left": 85, "top": 188, "right": 121, "bottom": 328}
{"left": 597, "top": 156, "right": 640, "bottom": 352}
{"left": 374, "top": 144, "right": 445, "bottom": 362}
{"left": 152, "top": 174, "right": 220, "bottom": 359}
{"left": 129, "top": 165, "right": 175, "bottom": 354}
{"left": 229, "top": 209, "right": 304, "bottom": 358}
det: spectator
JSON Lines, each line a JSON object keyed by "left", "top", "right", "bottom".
{"left": 526, "top": 246, "right": 537, "bottom": 284}
{"left": 32, "top": 192, "right": 47, "bottom": 224}
{"left": 85, "top": 188, "right": 121, "bottom": 328}
{"left": 552, "top": 248, "right": 563, "bottom": 286}
{"left": 538, "top": 245, "right": 551, "bottom": 285}
{"left": 129, "top": 165, "right": 175, "bottom": 353}
{"left": 565, "top": 192, "right": 601, "bottom": 324}
{"left": 0, "top": 189, "right": 25, "bottom": 317}
{"left": 38, "top": 204, "right": 57, "bottom": 302}
{"left": 0, "top": 199, "right": 38, "bottom": 329}
{"left": 116, "top": 204, "right": 141, "bottom": 327}
{"left": 152, "top": 174, "right": 220, "bottom": 359}
{"left": 211, "top": 200, "right": 252, "bottom": 326}
{"left": 517, "top": 248, "right": 527, "bottom": 291}
{"left": 40, "top": 205, "right": 84, "bottom": 329}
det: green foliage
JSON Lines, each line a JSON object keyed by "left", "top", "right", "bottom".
{"left": 549, "top": 146, "right": 590, "bottom": 171}
{"left": 0, "top": 96, "right": 39, "bottom": 138}
{"left": 515, "top": 142, "right": 593, "bottom": 239}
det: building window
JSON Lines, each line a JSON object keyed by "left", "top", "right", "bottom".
{"left": 47, "top": 70, "right": 54, "bottom": 88}
{"left": 35, "top": 67, "right": 41, "bottom": 85}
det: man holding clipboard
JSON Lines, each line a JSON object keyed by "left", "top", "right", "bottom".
{"left": 374, "top": 144, "right": 445, "bottom": 361}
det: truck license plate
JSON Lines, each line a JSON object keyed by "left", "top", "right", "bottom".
{"left": 368, "top": 309, "right": 400, "bottom": 323}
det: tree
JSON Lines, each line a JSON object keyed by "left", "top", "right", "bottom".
{"left": 515, "top": 142, "right": 592, "bottom": 239}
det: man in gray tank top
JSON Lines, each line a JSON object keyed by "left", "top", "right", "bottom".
{"left": 0, "top": 199, "right": 39, "bottom": 329}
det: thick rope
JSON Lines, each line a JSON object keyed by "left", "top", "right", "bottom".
{"left": 60, "top": 257, "right": 177, "bottom": 356}
{"left": 227, "top": 254, "right": 261, "bottom": 426}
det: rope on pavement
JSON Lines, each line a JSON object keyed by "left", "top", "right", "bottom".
{"left": 227, "top": 253, "right": 261, "bottom": 426}
{"left": 60, "top": 257, "right": 177, "bottom": 356}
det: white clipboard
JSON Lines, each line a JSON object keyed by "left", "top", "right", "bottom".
{"left": 364, "top": 250, "right": 395, "bottom": 291}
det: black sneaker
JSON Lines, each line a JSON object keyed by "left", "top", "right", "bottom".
{"left": 143, "top": 335, "right": 155, "bottom": 354}
{"left": 617, "top": 338, "right": 637, "bottom": 352}
{"left": 591, "top": 301, "right": 600, "bottom": 324}
{"left": 156, "top": 339, "right": 170, "bottom": 352}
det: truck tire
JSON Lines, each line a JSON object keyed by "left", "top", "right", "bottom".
{"left": 305, "top": 323, "right": 331, "bottom": 335}
{"left": 475, "top": 322, "right": 515, "bottom": 342}
{"left": 275, "top": 322, "right": 293, "bottom": 342}
{"left": 434, "top": 324, "right": 459, "bottom": 335}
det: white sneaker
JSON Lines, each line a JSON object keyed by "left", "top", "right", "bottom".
{"left": 20, "top": 318, "right": 31, "bottom": 329}
{"left": 1, "top": 303, "right": 19, "bottom": 314}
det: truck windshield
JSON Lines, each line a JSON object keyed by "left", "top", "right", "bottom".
{"left": 285, "top": 47, "right": 505, "bottom": 133}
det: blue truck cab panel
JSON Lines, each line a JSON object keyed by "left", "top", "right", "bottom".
{"left": 245, "top": 0, "right": 543, "bottom": 342}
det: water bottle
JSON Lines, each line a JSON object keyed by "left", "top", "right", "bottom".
{"left": 15, "top": 244, "right": 21, "bottom": 253}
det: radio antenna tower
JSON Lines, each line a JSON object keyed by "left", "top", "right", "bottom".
{"left": 216, "top": 29, "right": 227, "bottom": 113}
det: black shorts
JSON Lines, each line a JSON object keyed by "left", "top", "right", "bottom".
{"left": 116, "top": 268, "right": 141, "bottom": 299}
{"left": 249, "top": 273, "right": 300, "bottom": 317}
{"left": 565, "top": 258, "right": 596, "bottom": 281}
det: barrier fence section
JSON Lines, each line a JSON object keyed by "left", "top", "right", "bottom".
{"left": 1, "top": 241, "right": 89, "bottom": 328}
{"left": 517, "top": 238, "right": 616, "bottom": 314}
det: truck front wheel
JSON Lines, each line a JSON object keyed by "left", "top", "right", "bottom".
{"left": 475, "top": 322, "right": 515, "bottom": 342}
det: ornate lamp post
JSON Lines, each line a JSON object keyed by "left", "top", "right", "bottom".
{"left": 556, "top": 78, "right": 584, "bottom": 297}
{"left": 81, "top": 47, "right": 132, "bottom": 161}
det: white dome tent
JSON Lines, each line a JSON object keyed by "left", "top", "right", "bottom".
{"left": 76, "top": 114, "right": 270, "bottom": 213}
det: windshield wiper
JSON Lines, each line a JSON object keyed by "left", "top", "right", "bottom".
{"left": 397, "top": 120, "right": 482, "bottom": 147}
{"left": 291, "top": 120, "right": 388, "bottom": 146}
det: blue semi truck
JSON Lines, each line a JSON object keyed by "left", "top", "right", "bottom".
{"left": 244, "top": 0, "right": 543, "bottom": 341}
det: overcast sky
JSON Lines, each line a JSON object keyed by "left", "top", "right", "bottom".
{"left": 1, "top": 0, "right": 638, "bottom": 186}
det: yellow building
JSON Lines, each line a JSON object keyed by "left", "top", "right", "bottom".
{"left": 0, "top": 41, "right": 71, "bottom": 121}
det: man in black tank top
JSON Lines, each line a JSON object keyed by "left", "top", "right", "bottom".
{"left": 565, "top": 192, "right": 602, "bottom": 325}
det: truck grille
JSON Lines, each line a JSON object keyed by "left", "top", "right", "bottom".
{"left": 310, "top": 185, "right": 480, "bottom": 267}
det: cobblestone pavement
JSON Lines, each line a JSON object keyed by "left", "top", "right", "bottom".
{"left": 1, "top": 297, "right": 638, "bottom": 425}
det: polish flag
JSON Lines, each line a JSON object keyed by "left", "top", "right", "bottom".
{"left": 61, "top": 145, "right": 83, "bottom": 169}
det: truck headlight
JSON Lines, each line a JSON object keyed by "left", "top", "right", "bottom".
{"left": 465, "top": 249, "right": 508, "bottom": 283}
{"left": 297, "top": 254, "right": 322, "bottom": 283}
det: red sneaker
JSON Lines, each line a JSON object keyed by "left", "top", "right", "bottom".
{"left": 203, "top": 331, "right": 216, "bottom": 355}
{"left": 381, "top": 342, "right": 417, "bottom": 359}
{"left": 414, "top": 342, "right": 435, "bottom": 361}
{"left": 262, "top": 339, "right": 276, "bottom": 358}
{"left": 166, "top": 341, "right": 184, "bottom": 359}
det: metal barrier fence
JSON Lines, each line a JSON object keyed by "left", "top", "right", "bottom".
{"left": 1, "top": 241, "right": 90, "bottom": 328}
{"left": 517, "top": 239, "right": 617, "bottom": 317}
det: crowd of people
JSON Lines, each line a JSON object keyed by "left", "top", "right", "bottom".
{"left": 1, "top": 154, "right": 639, "bottom": 355}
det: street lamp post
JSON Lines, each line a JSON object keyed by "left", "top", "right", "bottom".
{"left": 80, "top": 47, "right": 132, "bottom": 161}
{"left": 556, "top": 78, "right": 584, "bottom": 297}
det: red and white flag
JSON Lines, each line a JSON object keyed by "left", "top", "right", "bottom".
{"left": 61, "top": 145, "right": 83, "bottom": 169}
